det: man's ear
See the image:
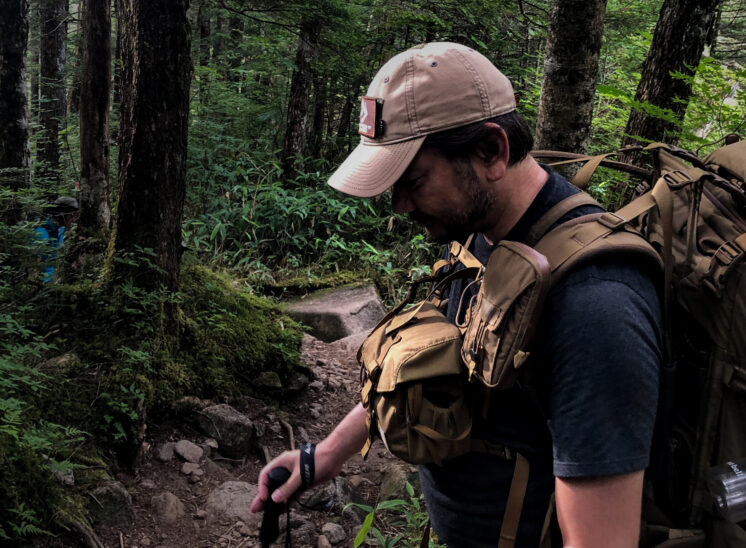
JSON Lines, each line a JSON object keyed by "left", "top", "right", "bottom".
{"left": 474, "top": 122, "right": 510, "bottom": 180}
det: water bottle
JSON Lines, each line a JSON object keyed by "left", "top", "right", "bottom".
{"left": 708, "top": 458, "right": 746, "bottom": 523}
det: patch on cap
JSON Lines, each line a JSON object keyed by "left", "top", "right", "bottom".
{"left": 358, "top": 96, "right": 385, "bottom": 139}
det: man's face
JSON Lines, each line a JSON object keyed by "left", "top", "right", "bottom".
{"left": 391, "top": 148, "right": 495, "bottom": 243}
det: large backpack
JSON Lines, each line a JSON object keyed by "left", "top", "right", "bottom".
{"left": 534, "top": 139, "right": 746, "bottom": 547}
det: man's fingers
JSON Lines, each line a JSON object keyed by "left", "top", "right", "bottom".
{"left": 270, "top": 473, "right": 301, "bottom": 503}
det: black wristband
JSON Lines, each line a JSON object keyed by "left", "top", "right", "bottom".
{"left": 299, "top": 442, "right": 316, "bottom": 490}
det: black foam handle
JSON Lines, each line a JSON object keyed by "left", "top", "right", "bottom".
{"left": 259, "top": 467, "right": 292, "bottom": 547}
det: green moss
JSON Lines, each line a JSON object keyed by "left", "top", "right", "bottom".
{"left": 178, "top": 264, "right": 305, "bottom": 399}
{"left": 268, "top": 269, "right": 361, "bottom": 297}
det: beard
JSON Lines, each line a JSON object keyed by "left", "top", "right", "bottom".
{"left": 409, "top": 159, "right": 494, "bottom": 244}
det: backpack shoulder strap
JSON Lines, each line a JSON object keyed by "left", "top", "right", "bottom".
{"left": 525, "top": 193, "right": 602, "bottom": 246}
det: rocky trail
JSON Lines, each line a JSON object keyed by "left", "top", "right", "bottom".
{"left": 89, "top": 286, "right": 416, "bottom": 548}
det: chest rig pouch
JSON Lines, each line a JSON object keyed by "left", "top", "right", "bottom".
{"left": 359, "top": 267, "right": 482, "bottom": 465}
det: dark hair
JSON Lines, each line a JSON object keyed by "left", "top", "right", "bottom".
{"left": 423, "top": 111, "right": 534, "bottom": 166}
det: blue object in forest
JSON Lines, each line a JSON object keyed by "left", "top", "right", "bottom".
{"left": 35, "top": 219, "right": 66, "bottom": 283}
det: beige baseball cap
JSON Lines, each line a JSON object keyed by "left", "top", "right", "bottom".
{"left": 327, "top": 42, "right": 516, "bottom": 198}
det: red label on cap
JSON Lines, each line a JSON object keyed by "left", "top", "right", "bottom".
{"left": 358, "top": 96, "right": 378, "bottom": 138}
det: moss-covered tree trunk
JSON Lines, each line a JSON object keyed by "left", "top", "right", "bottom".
{"left": 109, "top": 0, "right": 191, "bottom": 308}
{"left": 281, "top": 16, "right": 320, "bottom": 182}
{"left": 535, "top": 0, "right": 608, "bottom": 155}
{"left": 621, "top": 0, "right": 721, "bottom": 149}
{"left": 0, "top": 0, "right": 31, "bottom": 191}
{"left": 38, "top": 0, "right": 66, "bottom": 186}
{"left": 78, "top": 0, "right": 111, "bottom": 242}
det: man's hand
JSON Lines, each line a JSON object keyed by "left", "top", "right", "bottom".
{"left": 250, "top": 403, "right": 368, "bottom": 513}
{"left": 555, "top": 470, "right": 644, "bottom": 548}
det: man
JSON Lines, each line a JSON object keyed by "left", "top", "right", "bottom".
{"left": 251, "top": 43, "right": 661, "bottom": 547}
{"left": 35, "top": 196, "right": 79, "bottom": 282}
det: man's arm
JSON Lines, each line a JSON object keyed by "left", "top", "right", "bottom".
{"left": 555, "top": 471, "right": 644, "bottom": 548}
{"left": 250, "top": 402, "right": 368, "bottom": 512}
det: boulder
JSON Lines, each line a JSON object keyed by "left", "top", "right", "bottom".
{"left": 88, "top": 481, "right": 134, "bottom": 526}
{"left": 195, "top": 404, "right": 253, "bottom": 458}
{"left": 205, "top": 481, "right": 261, "bottom": 530}
{"left": 151, "top": 491, "right": 185, "bottom": 523}
{"left": 283, "top": 285, "right": 384, "bottom": 342}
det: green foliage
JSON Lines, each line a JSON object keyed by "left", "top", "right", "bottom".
{"left": 345, "top": 482, "right": 444, "bottom": 548}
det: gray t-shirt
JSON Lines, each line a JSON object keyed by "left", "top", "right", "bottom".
{"left": 419, "top": 168, "right": 663, "bottom": 547}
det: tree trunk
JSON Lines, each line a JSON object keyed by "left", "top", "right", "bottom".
{"left": 309, "top": 73, "right": 326, "bottom": 158}
{"left": 38, "top": 0, "right": 67, "bottom": 185}
{"left": 621, "top": 0, "right": 721, "bottom": 150}
{"left": 196, "top": 0, "right": 211, "bottom": 101}
{"left": 113, "top": 0, "right": 123, "bottom": 107}
{"left": 281, "top": 16, "right": 320, "bottom": 182}
{"left": 110, "top": 0, "right": 191, "bottom": 302}
{"left": 67, "top": 2, "right": 82, "bottom": 115}
{"left": 78, "top": 0, "right": 111, "bottom": 241}
{"left": 30, "top": 3, "right": 40, "bottom": 126}
{"left": 0, "top": 0, "right": 31, "bottom": 189}
{"left": 535, "top": 0, "right": 608, "bottom": 155}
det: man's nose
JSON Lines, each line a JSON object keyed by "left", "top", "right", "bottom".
{"left": 391, "top": 185, "right": 414, "bottom": 214}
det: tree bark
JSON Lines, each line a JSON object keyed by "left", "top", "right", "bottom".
{"left": 38, "top": 0, "right": 67, "bottom": 185}
{"left": 196, "top": 0, "right": 211, "bottom": 101}
{"left": 621, "top": 0, "right": 721, "bottom": 149}
{"left": 78, "top": 0, "right": 111, "bottom": 241}
{"left": 281, "top": 16, "right": 320, "bottom": 182}
{"left": 110, "top": 0, "right": 191, "bottom": 300}
{"left": 67, "top": 2, "right": 82, "bottom": 115}
{"left": 535, "top": 0, "right": 608, "bottom": 155}
{"left": 0, "top": 0, "right": 31, "bottom": 189}
{"left": 309, "top": 73, "right": 326, "bottom": 158}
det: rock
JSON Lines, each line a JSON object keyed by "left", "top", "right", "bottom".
{"left": 236, "top": 521, "right": 251, "bottom": 537}
{"left": 195, "top": 404, "right": 254, "bottom": 459}
{"left": 279, "top": 515, "right": 316, "bottom": 545}
{"left": 202, "top": 457, "right": 231, "bottom": 480}
{"left": 151, "top": 491, "right": 185, "bottom": 523}
{"left": 322, "top": 523, "right": 346, "bottom": 545}
{"left": 309, "top": 380, "right": 324, "bottom": 390}
{"left": 379, "top": 462, "right": 413, "bottom": 502}
{"left": 301, "top": 477, "right": 360, "bottom": 514}
{"left": 44, "top": 352, "right": 80, "bottom": 369}
{"left": 181, "top": 462, "right": 200, "bottom": 475}
{"left": 283, "top": 285, "right": 385, "bottom": 342}
{"left": 256, "top": 371, "right": 282, "bottom": 389}
{"left": 205, "top": 481, "right": 261, "bottom": 530}
{"left": 156, "top": 442, "right": 175, "bottom": 462}
{"left": 174, "top": 440, "right": 203, "bottom": 463}
{"left": 297, "top": 426, "right": 309, "bottom": 442}
{"left": 329, "top": 330, "right": 369, "bottom": 353}
{"left": 310, "top": 409, "right": 321, "bottom": 419}
{"left": 141, "top": 537, "right": 152, "bottom": 547}
{"left": 194, "top": 509, "right": 207, "bottom": 520}
{"left": 318, "top": 534, "right": 333, "bottom": 548}
{"left": 53, "top": 468, "right": 75, "bottom": 486}
{"left": 88, "top": 481, "right": 134, "bottom": 526}
{"left": 140, "top": 479, "right": 157, "bottom": 489}
{"left": 205, "top": 438, "right": 219, "bottom": 449}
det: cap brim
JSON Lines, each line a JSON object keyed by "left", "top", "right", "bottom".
{"left": 327, "top": 137, "right": 426, "bottom": 197}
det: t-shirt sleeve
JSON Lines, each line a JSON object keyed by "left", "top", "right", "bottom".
{"left": 536, "top": 261, "right": 663, "bottom": 478}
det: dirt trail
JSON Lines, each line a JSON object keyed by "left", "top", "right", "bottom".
{"left": 93, "top": 334, "right": 404, "bottom": 548}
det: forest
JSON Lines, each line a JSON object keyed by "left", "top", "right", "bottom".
{"left": 0, "top": 0, "right": 745, "bottom": 545}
